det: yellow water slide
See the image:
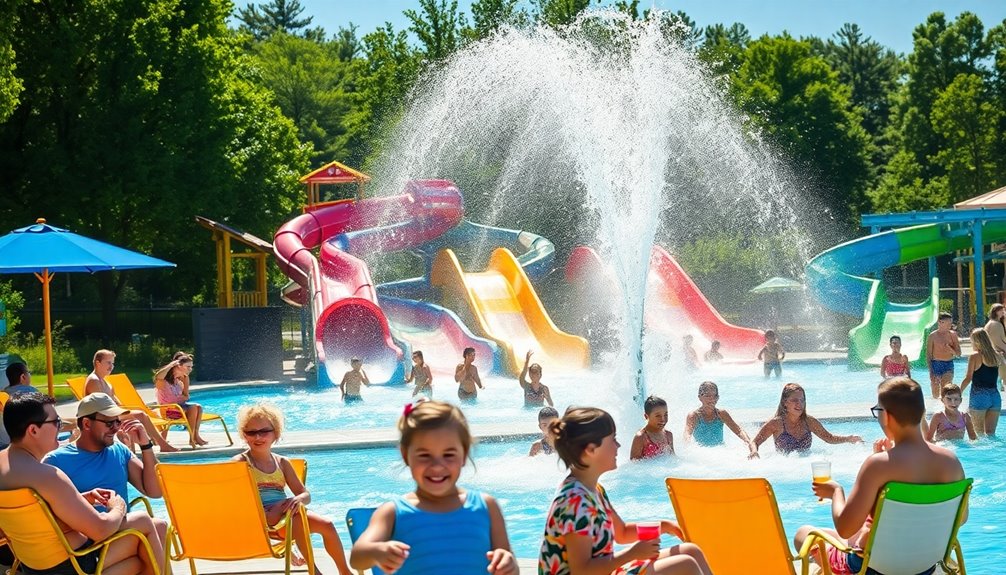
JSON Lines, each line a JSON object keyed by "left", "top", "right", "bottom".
{"left": 431, "top": 248, "right": 590, "bottom": 374}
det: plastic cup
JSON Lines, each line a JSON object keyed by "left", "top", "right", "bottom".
{"left": 636, "top": 521, "right": 661, "bottom": 541}
{"left": 812, "top": 461, "right": 831, "bottom": 502}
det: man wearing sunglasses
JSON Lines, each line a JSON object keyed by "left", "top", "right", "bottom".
{"left": 0, "top": 391, "right": 164, "bottom": 573}
{"left": 44, "top": 393, "right": 168, "bottom": 549}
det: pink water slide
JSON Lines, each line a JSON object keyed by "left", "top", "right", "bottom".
{"left": 565, "top": 245, "right": 764, "bottom": 359}
{"left": 273, "top": 181, "right": 464, "bottom": 384}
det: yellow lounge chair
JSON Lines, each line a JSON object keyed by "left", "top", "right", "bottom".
{"left": 665, "top": 477, "right": 810, "bottom": 575}
{"left": 0, "top": 487, "right": 159, "bottom": 575}
{"left": 106, "top": 373, "right": 233, "bottom": 447}
{"left": 157, "top": 460, "right": 314, "bottom": 575}
{"left": 66, "top": 376, "right": 88, "bottom": 400}
{"left": 799, "top": 479, "right": 972, "bottom": 575}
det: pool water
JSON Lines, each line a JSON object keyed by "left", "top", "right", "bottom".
{"left": 142, "top": 420, "right": 1006, "bottom": 571}
{"left": 188, "top": 359, "right": 954, "bottom": 434}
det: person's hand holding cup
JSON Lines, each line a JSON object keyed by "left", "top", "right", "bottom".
{"left": 811, "top": 461, "right": 832, "bottom": 503}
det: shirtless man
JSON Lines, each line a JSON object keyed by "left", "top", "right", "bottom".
{"left": 454, "top": 347, "right": 483, "bottom": 402}
{"left": 340, "top": 357, "right": 370, "bottom": 402}
{"left": 84, "top": 349, "right": 177, "bottom": 452}
{"left": 0, "top": 392, "right": 164, "bottom": 574}
{"left": 795, "top": 377, "right": 966, "bottom": 574}
{"left": 925, "top": 313, "right": 961, "bottom": 398}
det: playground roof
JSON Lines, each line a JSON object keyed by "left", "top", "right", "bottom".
{"left": 299, "top": 160, "right": 371, "bottom": 185}
{"left": 195, "top": 215, "right": 272, "bottom": 252}
{"left": 954, "top": 185, "right": 1006, "bottom": 209}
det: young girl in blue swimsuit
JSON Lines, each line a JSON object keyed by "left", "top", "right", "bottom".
{"left": 350, "top": 400, "right": 517, "bottom": 575}
{"left": 751, "top": 383, "right": 862, "bottom": 455}
{"left": 683, "top": 382, "right": 758, "bottom": 458}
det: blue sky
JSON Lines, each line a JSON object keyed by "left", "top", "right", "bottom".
{"left": 287, "top": 1, "right": 1005, "bottom": 54}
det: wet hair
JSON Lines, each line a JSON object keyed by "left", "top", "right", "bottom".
{"left": 399, "top": 400, "right": 473, "bottom": 463}
{"left": 970, "top": 328, "right": 999, "bottom": 367}
{"left": 5, "top": 362, "right": 28, "bottom": 387}
{"left": 237, "top": 403, "right": 285, "bottom": 441}
{"left": 938, "top": 312, "right": 953, "bottom": 321}
{"left": 877, "top": 377, "right": 925, "bottom": 426}
{"left": 941, "top": 383, "right": 962, "bottom": 399}
{"left": 697, "top": 381, "right": 719, "bottom": 397}
{"left": 93, "top": 349, "right": 115, "bottom": 364}
{"left": 412, "top": 350, "right": 423, "bottom": 360}
{"left": 4, "top": 392, "right": 56, "bottom": 441}
{"left": 537, "top": 406, "right": 559, "bottom": 422}
{"left": 529, "top": 363, "right": 542, "bottom": 374}
{"left": 764, "top": 330, "right": 776, "bottom": 339}
{"left": 774, "top": 383, "right": 807, "bottom": 421}
{"left": 463, "top": 347, "right": 475, "bottom": 358}
{"left": 643, "top": 395, "right": 667, "bottom": 415}
{"left": 550, "top": 407, "right": 616, "bottom": 470}
{"left": 710, "top": 340, "right": 721, "bottom": 349}
{"left": 889, "top": 335, "right": 901, "bottom": 344}
{"left": 683, "top": 335, "right": 693, "bottom": 344}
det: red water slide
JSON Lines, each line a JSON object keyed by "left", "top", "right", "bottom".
{"left": 273, "top": 181, "right": 464, "bottom": 384}
{"left": 566, "top": 245, "right": 764, "bottom": 359}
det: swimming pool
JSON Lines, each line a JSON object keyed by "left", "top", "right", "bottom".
{"left": 189, "top": 359, "right": 952, "bottom": 434}
{"left": 141, "top": 420, "right": 1006, "bottom": 571}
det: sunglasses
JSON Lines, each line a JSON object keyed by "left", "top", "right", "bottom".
{"left": 36, "top": 417, "right": 63, "bottom": 429}
{"left": 243, "top": 427, "right": 275, "bottom": 438}
{"left": 870, "top": 405, "right": 884, "bottom": 419}
{"left": 88, "top": 416, "right": 123, "bottom": 429}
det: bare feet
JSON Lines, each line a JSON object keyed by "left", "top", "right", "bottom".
{"left": 158, "top": 443, "right": 180, "bottom": 453}
{"left": 195, "top": 437, "right": 209, "bottom": 446}
{"left": 290, "top": 550, "right": 306, "bottom": 567}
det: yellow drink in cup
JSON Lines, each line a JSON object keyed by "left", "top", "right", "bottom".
{"left": 812, "top": 461, "right": 831, "bottom": 502}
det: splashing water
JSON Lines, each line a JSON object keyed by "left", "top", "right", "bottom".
{"left": 369, "top": 10, "right": 811, "bottom": 415}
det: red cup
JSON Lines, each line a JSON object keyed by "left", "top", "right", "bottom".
{"left": 636, "top": 521, "right": 661, "bottom": 541}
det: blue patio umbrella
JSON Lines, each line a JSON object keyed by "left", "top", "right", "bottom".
{"left": 0, "top": 219, "right": 175, "bottom": 395}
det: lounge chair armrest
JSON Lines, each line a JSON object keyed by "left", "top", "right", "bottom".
{"left": 129, "top": 496, "right": 154, "bottom": 516}
{"left": 148, "top": 403, "right": 184, "bottom": 412}
{"left": 797, "top": 529, "right": 853, "bottom": 575}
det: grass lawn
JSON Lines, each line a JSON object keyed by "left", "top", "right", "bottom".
{"left": 39, "top": 368, "right": 157, "bottom": 403}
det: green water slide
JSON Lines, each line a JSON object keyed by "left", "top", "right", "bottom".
{"left": 806, "top": 222, "right": 1006, "bottom": 370}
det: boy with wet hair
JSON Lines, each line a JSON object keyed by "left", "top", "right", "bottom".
{"left": 340, "top": 358, "right": 370, "bottom": 402}
{"left": 926, "top": 312, "right": 961, "bottom": 398}
{"left": 529, "top": 406, "right": 559, "bottom": 456}
{"left": 794, "top": 376, "right": 966, "bottom": 575}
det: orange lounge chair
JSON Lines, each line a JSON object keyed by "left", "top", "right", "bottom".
{"left": 665, "top": 477, "right": 810, "bottom": 575}
{"left": 157, "top": 460, "right": 312, "bottom": 575}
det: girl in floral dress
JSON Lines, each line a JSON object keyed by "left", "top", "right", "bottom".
{"left": 538, "top": 407, "right": 711, "bottom": 575}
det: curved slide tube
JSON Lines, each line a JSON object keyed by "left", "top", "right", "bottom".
{"left": 273, "top": 181, "right": 463, "bottom": 385}
{"left": 431, "top": 247, "right": 590, "bottom": 373}
{"left": 806, "top": 222, "right": 1006, "bottom": 369}
{"left": 565, "top": 245, "right": 764, "bottom": 360}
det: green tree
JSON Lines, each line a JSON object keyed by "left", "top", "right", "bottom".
{"left": 334, "top": 24, "right": 361, "bottom": 62}
{"left": 732, "top": 35, "right": 872, "bottom": 226}
{"left": 466, "top": 0, "right": 528, "bottom": 40}
{"left": 0, "top": 0, "right": 22, "bottom": 122}
{"left": 1, "top": 0, "right": 309, "bottom": 337}
{"left": 700, "top": 23, "right": 750, "bottom": 77}
{"left": 534, "top": 0, "right": 593, "bottom": 28}
{"left": 236, "top": 0, "right": 317, "bottom": 41}
{"left": 338, "top": 24, "right": 418, "bottom": 168}
{"left": 404, "top": 0, "right": 467, "bottom": 61}
{"left": 930, "top": 73, "right": 1000, "bottom": 202}
{"left": 251, "top": 33, "right": 353, "bottom": 165}
{"left": 819, "top": 24, "right": 901, "bottom": 141}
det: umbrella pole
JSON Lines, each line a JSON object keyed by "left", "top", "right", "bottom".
{"left": 35, "top": 269, "right": 54, "bottom": 396}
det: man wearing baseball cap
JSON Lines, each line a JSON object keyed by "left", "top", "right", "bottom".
{"left": 0, "top": 391, "right": 164, "bottom": 573}
{"left": 44, "top": 392, "right": 167, "bottom": 546}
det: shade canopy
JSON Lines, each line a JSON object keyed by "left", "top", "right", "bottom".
{"left": 0, "top": 221, "right": 174, "bottom": 273}
{"left": 0, "top": 219, "right": 175, "bottom": 395}
{"left": 750, "top": 276, "right": 804, "bottom": 294}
